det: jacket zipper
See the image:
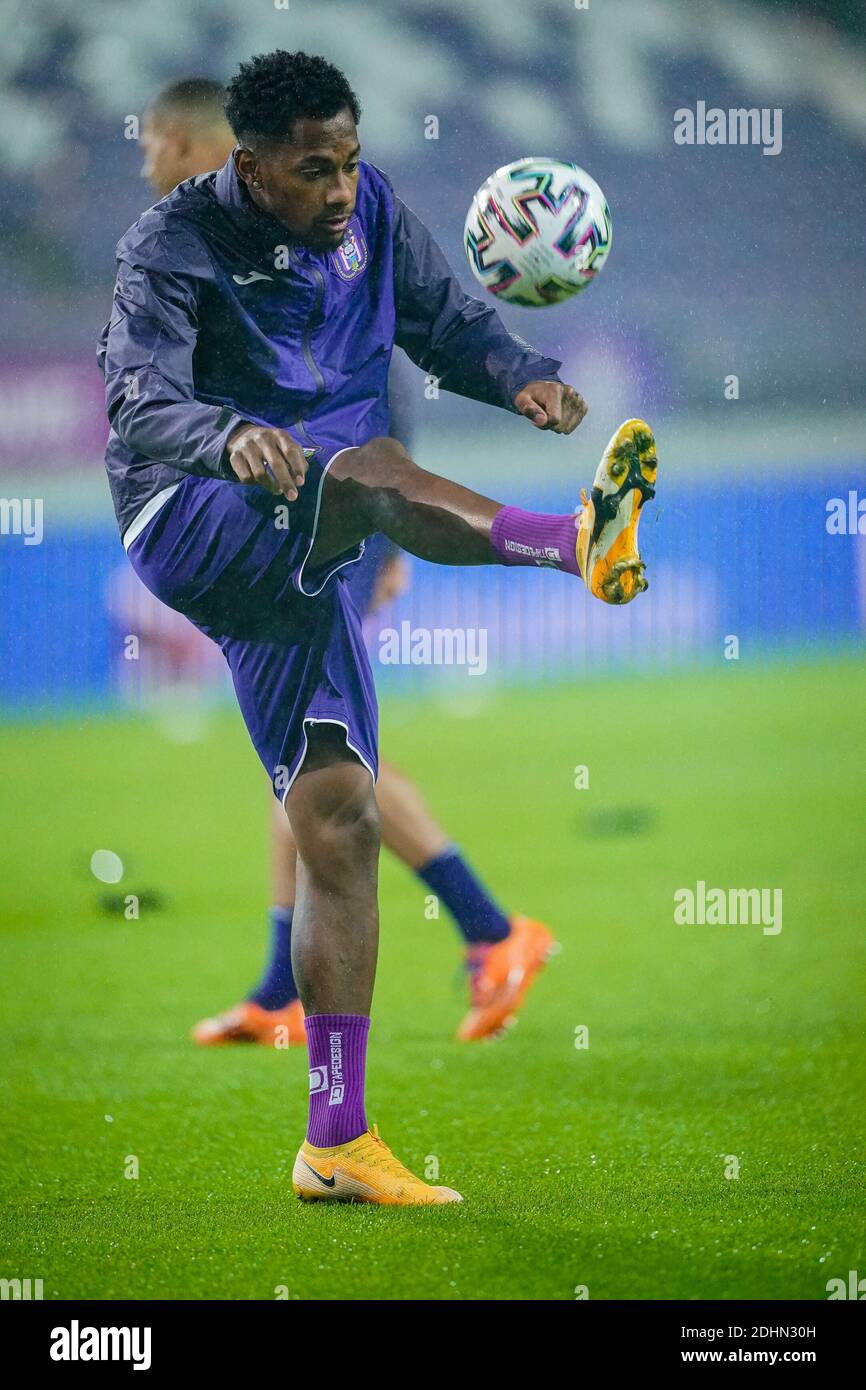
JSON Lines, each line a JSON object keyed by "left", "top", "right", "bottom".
{"left": 288, "top": 248, "right": 326, "bottom": 446}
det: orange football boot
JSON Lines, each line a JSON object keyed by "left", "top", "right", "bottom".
{"left": 457, "top": 915, "right": 556, "bottom": 1041}
{"left": 293, "top": 1127, "right": 462, "bottom": 1205}
{"left": 191, "top": 998, "right": 305, "bottom": 1047}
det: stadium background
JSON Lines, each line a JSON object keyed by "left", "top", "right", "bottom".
{"left": 1, "top": 0, "right": 865, "bottom": 1303}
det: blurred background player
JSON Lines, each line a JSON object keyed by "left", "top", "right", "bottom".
{"left": 135, "top": 76, "right": 555, "bottom": 1047}
{"left": 140, "top": 78, "right": 238, "bottom": 202}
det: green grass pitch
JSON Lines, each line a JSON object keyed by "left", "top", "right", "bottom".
{"left": 1, "top": 656, "right": 864, "bottom": 1301}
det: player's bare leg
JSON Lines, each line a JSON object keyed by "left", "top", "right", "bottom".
{"left": 311, "top": 421, "right": 657, "bottom": 604}
{"left": 284, "top": 726, "right": 380, "bottom": 1017}
{"left": 284, "top": 725, "right": 461, "bottom": 1204}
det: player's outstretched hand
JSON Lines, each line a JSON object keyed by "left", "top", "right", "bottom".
{"left": 513, "top": 381, "right": 587, "bottom": 434}
{"left": 227, "top": 424, "right": 308, "bottom": 500}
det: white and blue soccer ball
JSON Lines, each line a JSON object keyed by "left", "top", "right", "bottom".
{"left": 463, "top": 157, "right": 612, "bottom": 307}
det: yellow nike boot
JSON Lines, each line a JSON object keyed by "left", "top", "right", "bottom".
{"left": 292, "top": 1128, "right": 463, "bottom": 1206}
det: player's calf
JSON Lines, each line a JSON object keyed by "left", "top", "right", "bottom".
{"left": 285, "top": 727, "right": 380, "bottom": 1019}
{"left": 316, "top": 420, "right": 658, "bottom": 602}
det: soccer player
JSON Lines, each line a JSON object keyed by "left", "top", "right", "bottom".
{"left": 100, "top": 50, "right": 656, "bottom": 1204}
{"left": 140, "top": 76, "right": 557, "bottom": 1047}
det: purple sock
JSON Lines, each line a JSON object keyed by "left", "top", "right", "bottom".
{"left": 417, "top": 846, "right": 511, "bottom": 945}
{"left": 490, "top": 505, "right": 581, "bottom": 576}
{"left": 305, "top": 1014, "right": 370, "bottom": 1148}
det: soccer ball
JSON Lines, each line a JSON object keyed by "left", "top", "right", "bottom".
{"left": 463, "top": 157, "right": 612, "bottom": 307}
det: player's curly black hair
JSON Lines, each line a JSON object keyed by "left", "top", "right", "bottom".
{"left": 224, "top": 50, "right": 361, "bottom": 146}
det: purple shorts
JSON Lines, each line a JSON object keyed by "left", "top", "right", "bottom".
{"left": 127, "top": 469, "right": 378, "bottom": 799}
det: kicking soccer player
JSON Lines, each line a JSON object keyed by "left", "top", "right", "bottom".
{"left": 100, "top": 50, "right": 656, "bottom": 1204}
{"left": 140, "top": 75, "right": 557, "bottom": 1048}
